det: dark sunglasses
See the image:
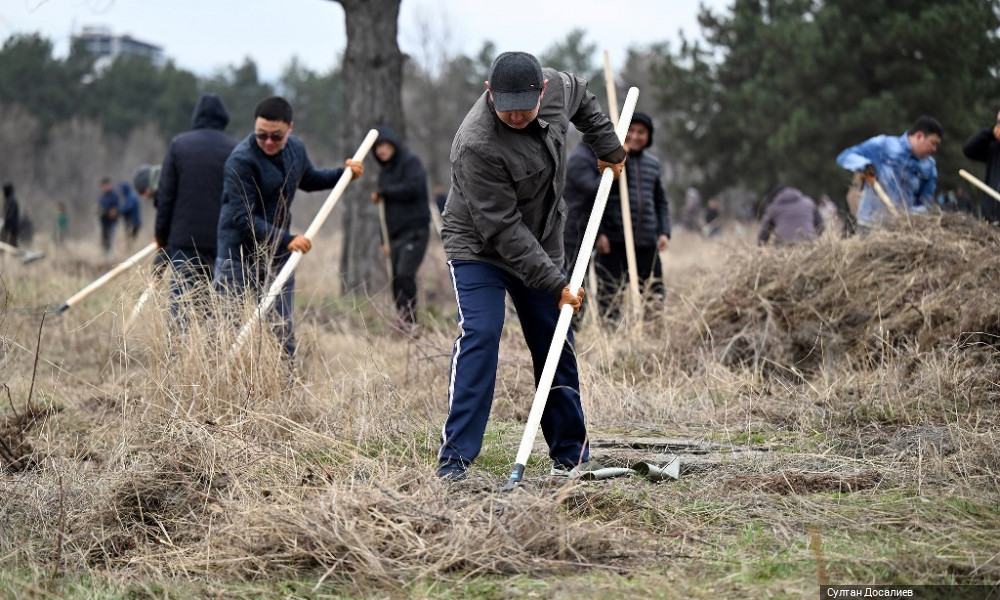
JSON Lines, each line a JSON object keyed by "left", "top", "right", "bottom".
{"left": 255, "top": 130, "right": 288, "bottom": 142}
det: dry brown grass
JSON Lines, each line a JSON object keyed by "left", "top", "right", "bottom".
{"left": 2, "top": 217, "right": 1000, "bottom": 598}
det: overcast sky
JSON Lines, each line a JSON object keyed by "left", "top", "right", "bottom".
{"left": 1, "top": 0, "right": 728, "bottom": 81}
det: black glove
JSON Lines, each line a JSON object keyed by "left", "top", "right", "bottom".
{"left": 861, "top": 164, "right": 877, "bottom": 184}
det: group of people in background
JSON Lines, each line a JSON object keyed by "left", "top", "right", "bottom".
{"left": 120, "top": 92, "right": 432, "bottom": 361}
{"left": 755, "top": 110, "right": 1000, "bottom": 247}
{"left": 96, "top": 176, "right": 143, "bottom": 260}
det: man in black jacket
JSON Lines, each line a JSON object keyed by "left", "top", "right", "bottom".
{"left": 962, "top": 109, "right": 1000, "bottom": 224}
{"left": 436, "top": 51, "right": 626, "bottom": 481}
{"left": 1, "top": 183, "right": 19, "bottom": 247}
{"left": 154, "top": 93, "right": 238, "bottom": 315}
{"left": 370, "top": 126, "right": 430, "bottom": 330}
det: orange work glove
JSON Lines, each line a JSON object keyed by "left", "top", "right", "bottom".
{"left": 371, "top": 191, "right": 381, "bottom": 203}
{"left": 557, "top": 285, "right": 585, "bottom": 314}
{"left": 597, "top": 144, "right": 628, "bottom": 180}
{"left": 346, "top": 159, "right": 364, "bottom": 180}
{"left": 597, "top": 156, "right": 626, "bottom": 180}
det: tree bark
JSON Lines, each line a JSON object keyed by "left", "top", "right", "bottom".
{"left": 333, "top": 0, "right": 405, "bottom": 296}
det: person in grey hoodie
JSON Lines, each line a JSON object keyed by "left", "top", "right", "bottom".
{"left": 757, "top": 185, "right": 824, "bottom": 246}
{"left": 154, "top": 93, "right": 238, "bottom": 314}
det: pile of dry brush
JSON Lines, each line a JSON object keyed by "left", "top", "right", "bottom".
{"left": 678, "top": 213, "right": 1000, "bottom": 376}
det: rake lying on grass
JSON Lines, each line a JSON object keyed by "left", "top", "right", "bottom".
{"left": 0, "top": 240, "right": 45, "bottom": 264}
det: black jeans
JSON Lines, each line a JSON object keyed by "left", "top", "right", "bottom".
{"left": 389, "top": 226, "right": 429, "bottom": 324}
{"left": 594, "top": 242, "right": 664, "bottom": 322}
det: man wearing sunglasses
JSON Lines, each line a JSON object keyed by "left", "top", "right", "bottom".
{"left": 214, "top": 95, "right": 363, "bottom": 360}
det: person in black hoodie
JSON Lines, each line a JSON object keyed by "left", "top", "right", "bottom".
{"left": 593, "top": 112, "right": 670, "bottom": 322}
{"left": 1, "top": 183, "right": 19, "bottom": 247}
{"left": 962, "top": 109, "right": 1000, "bottom": 224}
{"left": 370, "top": 126, "right": 430, "bottom": 330}
{"left": 154, "top": 93, "right": 238, "bottom": 315}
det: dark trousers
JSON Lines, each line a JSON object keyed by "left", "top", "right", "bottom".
{"left": 213, "top": 252, "right": 296, "bottom": 357}
{"left": 100, "top": 221, "right": 117, "bottom": 256}
{"left": 594, "top": 243, "right": 664, "bottom": 321}
{"left": 389, "top": 226, "right": 429, "bottom": 324}
{"left": 438, "top": 260, "right": 590, "bottom": 469}
{"left": 166, "top": 246, "right": 215, "bottom": 320}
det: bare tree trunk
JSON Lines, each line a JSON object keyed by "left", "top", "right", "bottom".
{"left": 333, "top": 0, "right": 405, "bottom": 296}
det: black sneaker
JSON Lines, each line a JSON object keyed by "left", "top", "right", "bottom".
{"left": 436, "top": 461, "right": 468, "bottom": 481}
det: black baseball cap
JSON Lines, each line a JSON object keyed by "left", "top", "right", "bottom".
{"left": 489, "top": 51, "right": 544, "bottom": 112}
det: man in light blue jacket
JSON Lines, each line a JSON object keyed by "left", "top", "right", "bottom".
{"left": 836, "top": 116, "right": 942, "bottom": 231}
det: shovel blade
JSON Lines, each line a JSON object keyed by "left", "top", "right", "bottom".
{"left": 21, "top": 251, "right": 45, "bottom": 264}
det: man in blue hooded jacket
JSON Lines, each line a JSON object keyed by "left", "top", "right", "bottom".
{"left": 213, "top": 96, "right": 363, "bottom": 358}
{"left": 118, "top": 181, "right": 142, "bottom": 244}
{"left": 370, "top": 126, "right": 431, "bottom": 330}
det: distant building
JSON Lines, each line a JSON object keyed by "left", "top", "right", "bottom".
{"left": 73, "top": 26, "right": 164, "bottom": 66}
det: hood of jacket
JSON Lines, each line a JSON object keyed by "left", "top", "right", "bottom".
{"left": 631, "top": 111, "right": 654, "bottom": 149}
{"left": 191, "top": 93, "right": 230, "bottom": 131}
{"left": 374, "top": 125, "right": 404, "bottom": 165}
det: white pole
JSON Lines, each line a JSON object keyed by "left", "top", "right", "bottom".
{"left": 55, "top": 242, "right": 157, "bottom": 313}
{"left": 376, "top": 198, "right": 394, "bottom": 281}
{"left": 0, "top": 240, "right": 21, "bottom": 256}
{"left": 501, "top": 87, "right": 639, "bottom": 491}
{"left": 871, "top": 179, "right": 902, "bottom": 219}
{"left": 603, "top": 50, "right": 641, "bottom": 323}
{"left": 959, "top": 169, "right": 1000, "bottom": 204}
{"left": 123, "top": 280, "right": 157, "bottom": 333}
{"left": 229, "top": 129, "right": 379, "bottom": 355}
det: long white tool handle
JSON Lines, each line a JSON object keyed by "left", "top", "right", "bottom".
{"left": 229, "top": 128, "right": 379, "bottom": 354}
{"left": 959, "top": 169, "right": 1000, "bottom": 204}
{"left": 123, "top": 281, "right": 157, "bottom": 332}
{"left": 56, "top": 242, "right": 157, "bottom": 313}
{"left": 377, "top": 199, "right": 394, "bottom": 280}
{"left": 0, "top": 240, "right": 20, "bottom": 256}
{"left": 871, "top": 179, "right": 902, "bottom": 219}
{"left": 502, "top": 88, "right": 639, "bottom": 490}
{"left": 603, "top": 50, "right": 641, "bottom": 320}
